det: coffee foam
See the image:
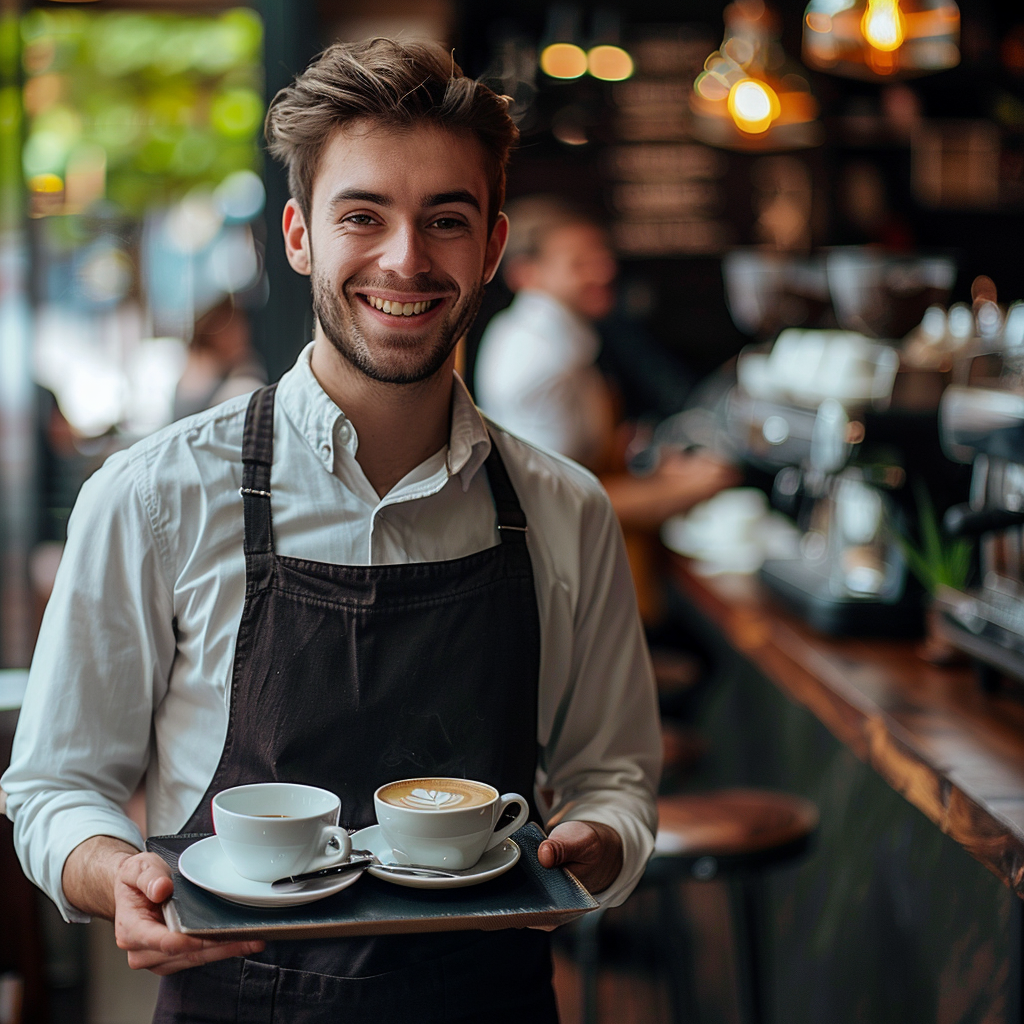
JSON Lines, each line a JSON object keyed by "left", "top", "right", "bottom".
{"left": 379, "top": 778, "right": 494, "bottom": 810}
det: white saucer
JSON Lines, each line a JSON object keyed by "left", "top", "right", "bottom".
{"left": 178, "top": 836, "right": 363, "bottom": 908}
{"left": 350, "top": 825, "right": 520, "bottom": 889}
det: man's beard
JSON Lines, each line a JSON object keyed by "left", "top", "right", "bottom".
{"left": 311, "top": 259, "right": 485, "bottom": 386}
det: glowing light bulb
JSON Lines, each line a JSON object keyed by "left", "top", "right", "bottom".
{"left": 587, "top": 45, "right": 634, "bottom": 82}
{"left": 727, "top": 78, "right": 779, "bottom": 134}
{"left": 861, "top": 0, "right": 905, "bottom": 53}
{"left": 540, "top": 43, "right": 588, "bottom": 80}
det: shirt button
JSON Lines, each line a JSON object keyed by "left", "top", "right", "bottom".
{"left": 321, "top": 443, "right": 331, "bottom": 458}
{"left": 337, "top": 423, "right": 352, "bottom": 445}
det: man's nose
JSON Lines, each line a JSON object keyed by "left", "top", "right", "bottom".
{"left": 377, "top": 222, "right": 432, "bottom": 279}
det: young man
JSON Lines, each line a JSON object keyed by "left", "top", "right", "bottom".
{"left": 3, "top": 40, "right": 660, "bottom": 1023}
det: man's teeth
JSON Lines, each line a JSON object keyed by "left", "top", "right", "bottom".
{"left": 365, "top": 296, "right": 438, "bottom": 316}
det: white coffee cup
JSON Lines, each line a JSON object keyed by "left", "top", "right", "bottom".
{"left": 373, "top": 777, "right": 529, "bottom": 871}
{"left": 211, "top": 783, "right": 352, "bottom": 882}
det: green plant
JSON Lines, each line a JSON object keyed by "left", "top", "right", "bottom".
{"left": 898, "top": 482, "right": 972, "bottom": 595}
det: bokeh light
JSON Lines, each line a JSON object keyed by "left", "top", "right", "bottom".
{"left": 587, "top": 45, "right": 634, "bottom": 82}
{"left": 540, "top": 43, "right": 588, "bottom": 80}
{"left": 727, "top": 78, "right": 780, "bottom": 134}
{"left": 861, "top": 0, "right": 905, "bottom": 52}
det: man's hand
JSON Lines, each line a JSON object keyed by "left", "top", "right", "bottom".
{"left": 113, "top": 851, "right": 264, "bottom": 975}
{"left": 656, "top": 451, "right": 742, "bottom": 510}
{"left": 63, "top": 837, "right": 264, "bottom": 976}
{"left": 537, "top": 820, "right": 622, "bottom": 895}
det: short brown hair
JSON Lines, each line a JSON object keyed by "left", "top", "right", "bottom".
{"left": 502, "top": 195, "right": 601, "bottom": 266}
{"left": 265, "top": 38, "right": 518, "bottom": 232}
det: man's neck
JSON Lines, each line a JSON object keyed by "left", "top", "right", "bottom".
{"left": 309, "top": 334, "right": 454, "bottom": 499}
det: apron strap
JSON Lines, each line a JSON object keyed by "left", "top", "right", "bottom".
{"left": 483, "top": 435, "right": 529, "bottom": 542}
{"left": 241, "top": 384, "right": 278, "bottom": 557}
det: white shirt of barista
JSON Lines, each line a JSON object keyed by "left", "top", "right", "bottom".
{"left": 476, "top": 289, "right": 611, "bottom": 466}
{"left": 3, "top": 343, "right": 661, "bottom": 923}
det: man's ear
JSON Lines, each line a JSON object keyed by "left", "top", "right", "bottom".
{"left": 283, "top": 198, "right": 311, "bottom": 276}
{"left": 482, "top": 211, "right": 509, "bottom": 285}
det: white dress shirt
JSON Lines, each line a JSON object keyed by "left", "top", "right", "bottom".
{"left": 475, "top": 290, "right": 610, "bottom": 465}
{"left": 4, "top": 343, "right": 660, "bottom": 922}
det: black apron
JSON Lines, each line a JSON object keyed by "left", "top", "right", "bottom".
{"left": 153, "top": 385, "right": 558, "bottom": 1024}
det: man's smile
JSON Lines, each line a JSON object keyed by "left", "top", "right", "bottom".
{"left": 356, "top": 291, "right": 448, "bottom": 321}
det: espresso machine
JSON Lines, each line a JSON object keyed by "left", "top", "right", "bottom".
{"left": 716, "top": 249, "right": 957, "bottom": 636}
{"left": 725, "top": 329, "right": 923, "bottom": 635}
{"left": 935, "top": 301, "right": 1024, "bottom": 687}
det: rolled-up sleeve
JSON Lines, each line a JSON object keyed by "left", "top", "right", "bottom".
{"left": 541, "top": 488, "right": 661, "bottom": 908}
{"left": 2, "top": 451, "right": 175, "bottom": 923}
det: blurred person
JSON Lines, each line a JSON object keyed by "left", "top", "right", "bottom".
{"left": 172, "top": 298, "right": 266, "bottom": 420}
{"left": 3, "top": 38, "right": 660, "bottom": 1024}
{"left": 475, "top": 198, "right": 739, "bottom": 616}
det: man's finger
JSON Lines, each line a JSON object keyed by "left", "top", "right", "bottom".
{"left": 115, "top": 910, "right": 202, "bottom": 953}
{"left": 127, "top": 939, "right": 265, "bottom": 975}
{"left": 118, "top": 852, "right": 173, "bottom": 891}
{"left": 539, "top": 821, "right": 623, "bottom": 895}
{"left": 538, "top": 821, "right": 601, "bottom": 868}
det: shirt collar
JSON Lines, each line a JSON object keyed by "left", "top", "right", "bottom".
{"left": 276, "top": 343, "right": 492, "bottom": 491}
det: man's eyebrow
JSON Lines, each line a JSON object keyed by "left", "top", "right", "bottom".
{"left": 423, "top": 189, "right": 481, "bottom": 212}
{"left": 328, "top": 188, "right": 391, "bottom": 209}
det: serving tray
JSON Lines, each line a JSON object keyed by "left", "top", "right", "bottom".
{"left": 147, "top": 822, "right": 598, "bottom": 940}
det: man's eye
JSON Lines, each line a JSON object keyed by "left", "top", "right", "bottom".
{"left": 431, "top": 217, "right": 467, "bottom": 230}
{"left": 343, "top": 214, "right": 377, "bottom": 226}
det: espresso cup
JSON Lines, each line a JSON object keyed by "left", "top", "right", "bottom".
{"left": 373, "top": 777, "right": 529, "bottom": 870}
{"left": 212, "top": 783, "right": 352, "bottom": 882}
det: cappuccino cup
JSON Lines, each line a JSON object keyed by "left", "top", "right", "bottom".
{"left": 212, "top": 783, "right": 352, "bottom": 882}
{"left": 374, "top": 777, "right": 529, "bottom": 871}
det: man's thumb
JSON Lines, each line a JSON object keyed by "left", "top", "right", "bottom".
{"left": 537, "top": 837, "right": 567, "bottom": 869}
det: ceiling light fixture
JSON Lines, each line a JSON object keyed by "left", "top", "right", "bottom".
{"left": 692, "top": 0, "right": 822, "bottom": 151}
{"left": 803, "top": 0, "right": 959, "bottom": 79}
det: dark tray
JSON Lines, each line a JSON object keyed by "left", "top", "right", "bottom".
{"left": 147, "top": 823, "right": 598, "bottom": 941}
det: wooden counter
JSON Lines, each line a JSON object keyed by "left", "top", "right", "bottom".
{"left": 669, "top": 554, "right": 1024, "bottom": 899}
{"left": 666, "top": 554, "right": 1024, "bottom": 1022}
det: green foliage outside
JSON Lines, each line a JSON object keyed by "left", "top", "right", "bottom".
{"left": 20, "top": 7, "right": 263, "bottom": 216}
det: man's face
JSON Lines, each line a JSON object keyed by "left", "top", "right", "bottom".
{"left": 283, "top": 119, "right": 507, "bottom": 385}
{"left": 524, "top": 223, "right": 617, "bottom": 322}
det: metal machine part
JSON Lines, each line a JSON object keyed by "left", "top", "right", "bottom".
{"left": 725, "top": 331, "right": 918, "bottom": 637}
{"left": 937, "top": 379, "right": 1024, "bottom": 686}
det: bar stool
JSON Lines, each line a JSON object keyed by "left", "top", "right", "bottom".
{"left": 575, "top": 788, "right": 819, "bottom": 1024}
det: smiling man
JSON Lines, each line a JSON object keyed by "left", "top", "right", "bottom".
{"left": 3, "top": 39, "right": 660, "bottom": 1024}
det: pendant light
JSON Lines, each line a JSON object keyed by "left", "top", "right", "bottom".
{"left": 802, "top": 0, "right": 959, "bottom": 79}
{"left": 539, "top": 5, "right": 588, "bottom": 80}
{"left": 538, "top": 6, "right": 634, "bottom": 83}
{"left": 691, "top": 0, "right": 822, "bottom": 152}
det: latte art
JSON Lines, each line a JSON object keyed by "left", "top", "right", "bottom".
{"left": 379, "top": 777, "right": 494, "bottom": 810}
{"left": 399, "top": 788, "right": 466, "bottom": 809}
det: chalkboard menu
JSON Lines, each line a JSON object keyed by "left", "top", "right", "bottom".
{"left": 608, "top": 32, "right": 731, "bottom": 258}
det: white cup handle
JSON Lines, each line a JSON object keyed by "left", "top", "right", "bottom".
{"left": 486, "top": 793, "right": 529, "bottom": 851}
{"left": 304, "top": 825, "right": 352, "bottom": 872}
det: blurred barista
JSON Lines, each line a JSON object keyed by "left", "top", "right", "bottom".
{"left": 476, "top": 197, "right": 738, "bottom": 618}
